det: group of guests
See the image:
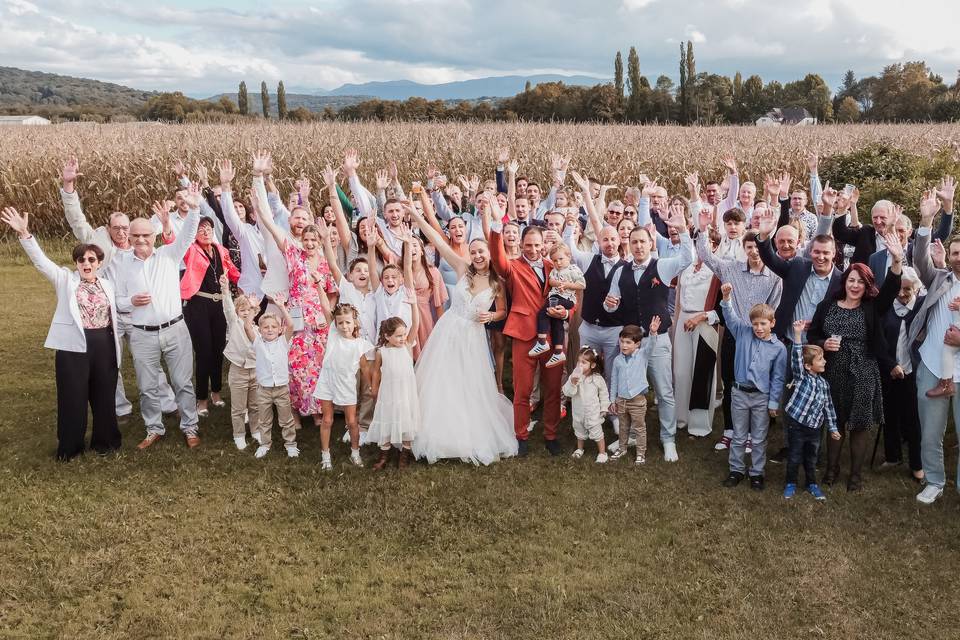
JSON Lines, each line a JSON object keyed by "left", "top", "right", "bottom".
{"left": 5, "top": 147, "right": 959, "bottom": 505}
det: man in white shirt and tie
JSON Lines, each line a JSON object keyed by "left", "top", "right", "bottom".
{"left": 115, "top": 185, "right": 203, "bottom": 450}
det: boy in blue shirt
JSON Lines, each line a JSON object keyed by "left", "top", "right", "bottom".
{"left": 784, "top": 320, "right": 841, "bottom": 500}
{"left": 719, "top": 283, "right": 787, "bottom": 490}
{"left": 608, "top": 317, "right": 661, "bottom": 465}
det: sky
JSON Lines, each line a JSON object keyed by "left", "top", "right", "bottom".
{"left": 1, "top": 0, "right": 958, "bottom": 96}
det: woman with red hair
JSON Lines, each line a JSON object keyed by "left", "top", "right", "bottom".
{"left": 808, "top": 239, "right": 903, "bottom": 491}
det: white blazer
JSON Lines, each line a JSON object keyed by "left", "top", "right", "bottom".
{"left": 21, "top": 236, "right": 122, "bottom": 361}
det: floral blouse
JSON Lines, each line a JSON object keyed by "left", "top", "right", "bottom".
{"left": 76, "top": 280, "right": 111, "bottom": 329}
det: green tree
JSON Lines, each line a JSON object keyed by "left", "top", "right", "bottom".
{"left": 614, "top": 51, "right": 624, "bottom": 101}
{"left": 870, "top": 61, "right": 943, "bottom": 121}
{"left": 218, "top": 95, "right": 237, "bottom": 114}
{"left": 650, "top": 75, "right": 675, "bottom": 122}
{"left": 742, "top": 74, "right": 766, "bottom": 119}
{"left": 260, "top": 81, "right": 270, "bottom": 118}
{"left": 686, "top": 41, "right": 697, "bottom": 122}
{"left": 276, "top": 81, "right": 287, "bottom": 119}
{"left": 237, "top": 81, "right": 248, "bottom": 115}
{"left": 626, "top": 46, "right": 648, "bottom": 122}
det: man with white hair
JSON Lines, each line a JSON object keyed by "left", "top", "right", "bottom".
{"left": 832, "top": 198, "right": 897, "bottom": 265}
{"left": 59, "top": 158, "right": 179, "bottom": 417}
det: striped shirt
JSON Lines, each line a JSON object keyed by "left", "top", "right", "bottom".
{"left": 696, "top": 233, "right": 782, "bottom": 321}
{"left": 785, "top": 344, "right": 838, "bottom": 432}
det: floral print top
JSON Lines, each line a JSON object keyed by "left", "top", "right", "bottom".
{"left": 76, "top": 280, "right": 111, "bottom": 329}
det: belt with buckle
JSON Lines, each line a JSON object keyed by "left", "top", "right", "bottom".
{"left": 732, "top": 382, "right": 761, "bottom": 393}
{"left": 194, "top": 292, "right": 224, "bottom": 302}
{"left": 132, "top": 315, "right": 183, "bottom": 331}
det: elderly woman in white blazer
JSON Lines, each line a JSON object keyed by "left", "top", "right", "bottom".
{"left": 3, "top": 207, "right": 122, "bottom": 460}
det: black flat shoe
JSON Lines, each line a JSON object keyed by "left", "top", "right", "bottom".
{"left": 545, "top": 439, "right": 561, "bottom": 456}
{"left": 723, "top": 472, "right": 744, "bottom": 487}
{"left": 517, "top": 439, "right": 529, "bottom": 457}
{"left": 750, "top": 475, "right": 765, "bottom": 491}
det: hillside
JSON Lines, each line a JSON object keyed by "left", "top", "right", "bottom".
{"left": 208, "top": 93, "right": 375, "bottom": 115}
{"left": 0, "top": 66, "right": 155, "bottom": 116}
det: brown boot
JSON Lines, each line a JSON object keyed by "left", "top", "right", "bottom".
{"left": 926, "top": 379, "right": 956, "bottom": 398}
{"left": 398, "top": 447, "right": 414, "bottom": 470}
{"left": 372, "top": 447, "right": 392, "bottom": 471}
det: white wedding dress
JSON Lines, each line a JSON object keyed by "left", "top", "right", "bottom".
{"left": 413, "top": 277, "right": 518, "bottom": 465}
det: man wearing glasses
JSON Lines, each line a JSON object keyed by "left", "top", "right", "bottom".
{"left": 59, "top": 159, "right": 179, "bottom": 418}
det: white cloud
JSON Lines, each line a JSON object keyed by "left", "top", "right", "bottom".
{"left": 621, "top": 0, "right": 657, "bottom": 10}
{"left": 684, "top": 25, "right": 706, "bottom": 43}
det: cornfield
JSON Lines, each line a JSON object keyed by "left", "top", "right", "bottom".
{"left": 2, "top": 120, "right": 960, "bottom": 236}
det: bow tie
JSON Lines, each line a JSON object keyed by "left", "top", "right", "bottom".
{"left": 601, "top": 256, "right": 619, "bottom": 267}
{"left": 527, "top": 259, "right": 544, "bottom": 270}
{"left": 632, "top": 262, "right": 647, "bottom": 272}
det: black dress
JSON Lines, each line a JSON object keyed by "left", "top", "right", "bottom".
{"left": 821, "top": 303, "right": 883, "bottom": 430}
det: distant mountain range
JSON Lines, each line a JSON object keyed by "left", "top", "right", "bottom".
{"left": 0, "top": 66, "right": 156, "bottom": 113}
{"left": 320, "top": 74, "right": 608, "bottom": 100}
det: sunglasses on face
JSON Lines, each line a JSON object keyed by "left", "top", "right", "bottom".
{"left": 76, "top": 256, "right": 99, "bottom": 264}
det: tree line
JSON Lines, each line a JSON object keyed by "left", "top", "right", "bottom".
{"left": 131, "top": 42, "right": 960, "bottom": 124}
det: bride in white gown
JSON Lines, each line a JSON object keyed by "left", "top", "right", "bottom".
{"left": 407, "top": 197, "right": 518, "bottom": 465}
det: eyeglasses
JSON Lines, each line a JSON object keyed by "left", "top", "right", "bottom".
{"left": 76, "top": 256, "right": 99, "bottom": 264}
{"left": 110, "top": 226, "right": 129, "bottom": 233}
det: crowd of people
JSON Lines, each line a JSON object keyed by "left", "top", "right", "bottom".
{"left": 5, "top": 148, "right": 959, "bottom": 505}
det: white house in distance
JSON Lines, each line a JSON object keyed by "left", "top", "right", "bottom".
{"left": 0, "top": 115, "right": 52, "bottom": 126}
{"left": 756, "top": 107, "right": 817, "bottom": 126}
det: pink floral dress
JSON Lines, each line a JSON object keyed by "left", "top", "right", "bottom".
{"left": 412, "top": 265, "right": 448, "bottom": 359}
{"left": 285, "top": 243, "right": 337, "bottom": 416}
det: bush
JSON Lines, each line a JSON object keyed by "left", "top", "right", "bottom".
{"left": 820, "top": 142, "right": 960, "bottom": 220}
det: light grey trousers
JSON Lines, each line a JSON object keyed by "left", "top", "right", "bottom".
{"left": 729, "top": 387, "right": 770, "bottom": 476}
{"left": 128, "top": 321, "right": 199, "bottom": 436}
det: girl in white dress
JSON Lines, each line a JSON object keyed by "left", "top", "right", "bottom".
{"left": 368, "top": 231, "right": 421, "bottom": 470}
{"left": 408, "top": 196, "right": 518, "bottom": 465}
{"left": 313, "top": 301, "right": 374, "bottom": 470}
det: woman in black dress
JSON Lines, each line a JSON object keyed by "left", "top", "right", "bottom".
{"left": 808, "top": 234, "right": 903, "bottom": 491}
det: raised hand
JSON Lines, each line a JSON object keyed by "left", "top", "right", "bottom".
{"left": 930, "top": 238, "right": 946, "bottom": 267}
{"left": 375, "top": 169, "right": 390, "bottom": 191}
{"left": 763, "top": 174, "right": 780, "bottom": 199}
{"left": 806, "top": 151, "right": 819, "bottom": 174}
{"left": 218, "top": 274, "right": 229, "bottom": 291}
{"left": 218, "top": 159, "right": 235, "bottom": 188}
{"left": 792, "top": 319, "right": 805, "bottom": 340}
{"left": 665, "top": 206, "right": 687, "bottom": 231}
{"left": 919, "top": 189, "right": 940, "bottom": 225}
{"left": 425, "top": 165, "right": 438, "bottom": 181}
{"left": 184, "top": 183, "right": 202, "bottom": 209}
{"left": 297, "top": 175, "right": 311, "bottom": 200}
{"left": 321, "top": 164, "right": 338, "bottom": 187}
{"left": 778, "top": 172, "right": 792, "bottom": 196}
{"left": 720, "top": 154, "right": 737, "bottom": 174}
{"left": 720, "top": 282, "right": 733, "bottom": 300}
{"left": 641, "top": 179, "right": 659, "bottom": 198}
{"left": 756, "top": 205, "right": 777, "bottom": 239}
{"left": 343, "top": 148, "right": 360, "bottom": 176}
{"left": 173, "top": 159, "right": 188, "bottom": 178}
{"left": 820, "top": 181, "right": 837, "bottom": 210}
{"left": 388, "top": 161, "right": 399, "bottom": 182}
{"left": 884, "top": 232, "right": 904, "bottom": 264}
{"left": 251, "top": 150, "right": 272, "bottom": 177}
{"left": 468, "top": 174, "right": 481, "bottom": 194}
{"left": 569, "top": 170, "right": 589, "bottom": 192}
{"left": 684, "top": 172, "right": 700, "bottom": 195}
{"left": 497, "top": 147, "right": 510, "bottom": 165}
{"left": 1, "top": 207, "right": 30, "bottom": 237}
{"left": 151, "top": 200, "right": 170, "bottom": 226}
{"left": 937, "top": 175, "right": 956, "bottom": 208}
{"left": 698, "top": 204, "right": 715, "bottom": 231}
{"left": 195, "top": 162, "right": 209, "bottom": 188}
{"left": 891, "top": 203, "right": 904, "bottom": 224}
{"left": 648, "top": 315, "right": 662, "bottom": 335}
{"left": 62, "top": 157, "right": 81, "bottom": 186}
{"left": 507, "top": 158, "right": 520, "bottom": 175}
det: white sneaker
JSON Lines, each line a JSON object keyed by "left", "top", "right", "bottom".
{"left": 571, "top": 448, "right": 584, "bottom": 459}
{"left": 528, "top": 342, "right": 550, "bottom": 357}
{"left": 745, "top": 438, "right": 753, "bottom": 455}
{"left": 350, "top": 450, "right": 363, "bottom": 467}
{"left": 596, "top": 452, "right": 609, "bottom": 464}
{"left": 341, "top": 431, "right": 351, "bottom": 444}
{"left": 234, "top": 436, "right": 247, "bottom": 451}
{"left": 663, "top": 442, "right": 679, "bottom": 462}
{"left": 252, "top": 431, "right": 262, "bottom": 445}
{"left": 286, "top": 445, "right": 300, "bottom": 458}
{"left": 635, "top": 454, "right": 646, "bottom": 465}
{"left": 607, "top": 440, "right": 620, "bottom": 453}
{"left": 359, "top": 431, "right": 369, "bottom": 446}
{"left": 254, "top": 445, "right": 270, "bottom": 459}
{"left": 527, "top": 420, "right": 536, "bottom": 433}
{"left": 916, "top": 485, "right": 944, "bottom": 505}
{"left": 545, "top": 352, "right": 566, "bottom": 368}
{"left": 321, "top": 458, "right": 333, "bottom": 471}
{"left": 610, "top": 448, "right": 628, "bottom": 461}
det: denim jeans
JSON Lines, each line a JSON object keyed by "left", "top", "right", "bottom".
{"left": 785, "top": 418, "right": 821, "bottom": 486}
{"left": 916, "top": 362, "right": 960, "bottom": 489}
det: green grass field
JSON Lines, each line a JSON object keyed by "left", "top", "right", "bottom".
{"left": 1, "top": 249, "right": 959, "bottom": 639}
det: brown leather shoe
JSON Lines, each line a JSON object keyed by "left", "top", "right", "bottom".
{"left": 137, "top": 434, "right": 161, "bottom": 450}
{"left": 926, "top": 379, "right": 956, "bottom": 398}
{"left": 398, "top": 447, "right": 414, "bottom": 470}
{"left": 185, "top": 434, "right": 201, "bottom": 448}
{"left": 372, "top": 448, "right": 392, "bottom": 471}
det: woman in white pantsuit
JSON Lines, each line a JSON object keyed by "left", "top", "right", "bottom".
{"left": 673, "top": 259, "right": 721, "bottom": 437}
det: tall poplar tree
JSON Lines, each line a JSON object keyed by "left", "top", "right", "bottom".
{"left": 277, "top": 81, "right": 288, "bottom": 119}
{"left": 238, "top": 81, "right": 248, "bottom": 115}
{"left": 260, "top": 81, "right": 270, "bottom": 118}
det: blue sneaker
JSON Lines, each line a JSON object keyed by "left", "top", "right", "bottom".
{"left": 808, "top": 484, "right": 826, "bottom": 501}
{"left": 783, "top": 483, "right": 797, "bottom": 499}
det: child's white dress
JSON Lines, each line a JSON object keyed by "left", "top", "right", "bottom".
{"left": 312, "top": 328, "right": 374, "bottom": 406}
{"left": 367, "top": 345, "right": 420, "bottom": 446}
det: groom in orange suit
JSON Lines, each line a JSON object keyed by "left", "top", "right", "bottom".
{"left": 490, "top": 223, "right": 569, "bottom": 456}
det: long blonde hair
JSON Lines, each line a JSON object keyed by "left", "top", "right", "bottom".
{"left": 466, "top": 239, "right": 502, "bottom": 298}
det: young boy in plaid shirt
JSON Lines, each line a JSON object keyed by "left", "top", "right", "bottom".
{"left": 784, "top": 320, "right": 842, "bottom": 500}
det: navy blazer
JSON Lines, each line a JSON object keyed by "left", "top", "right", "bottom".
{"left": 757, "top": 236, "right": 844, "bottom": 340}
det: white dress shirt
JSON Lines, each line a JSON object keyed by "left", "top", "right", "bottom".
{"left": 115, "top": 207, "right": 199, "bottom": 325}
{"left": 919, "top": 272, "right": 960, "bottom": 380}
{"left": 254, "top": 334, "right": 290, "bottom": 386}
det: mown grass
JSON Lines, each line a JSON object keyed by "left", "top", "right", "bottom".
{"left": 1, "top": 260, "right": 958, "bottom": 640}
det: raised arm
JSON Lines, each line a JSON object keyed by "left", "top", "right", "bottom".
{"left": 251, "top": 152, "right": 288, "bottom": 252}
{"left": 321, "top": 165, "right": 352, "bottom": 253}
{"left": 912, "top": 190, "right": 940, "bottom": 288}
{"left": 59, "top": 157, "right": 100, "bottom": 246}
{"left": 169, "top": 186, "right": 202, "bottom": 261}
{"left": 653, "top": 211, "right": 693, "bottom": 282}
{"left": 933, "top": 176, "right": 956, "bottom": 241}
{"left": 409, "top": 202, "right": 468, "bottom": 276}
{"left": 571, "top": 171, "right": 604, "bottom": 244}
{"left": 3, "top": 208, "right": 66, "bottom": 287}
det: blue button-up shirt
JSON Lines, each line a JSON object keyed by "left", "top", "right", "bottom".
{"left": 720, "top": 300, "right": 787, "bottom": 410}
{"left": 609, "top": 335, "right": 657, "bottom": 400}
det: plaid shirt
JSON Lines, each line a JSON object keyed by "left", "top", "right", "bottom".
{"left": 785, "top": 345, "right": 838, "bottom": 432}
